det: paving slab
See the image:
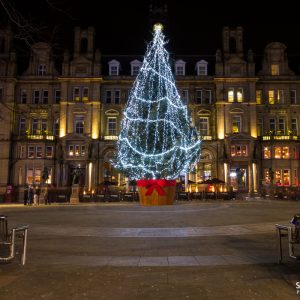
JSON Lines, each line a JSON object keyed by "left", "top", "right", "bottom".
{"left": 0, "top": 200, "right": 300, "bottom": 299}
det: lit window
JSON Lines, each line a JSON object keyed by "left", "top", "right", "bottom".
{"left": 75, "top": 145, "right": 80, "bottom": 156}
{"left": 237, "top": 88, "right": 243, "bottom": 102}
{"left": 256, "top": 90, "right": 262, "bottom": 104}
{"left": 73, "top": 87, "right": 80, "bottom": 101}
{"left": 69, "top": 145, "right": 74, "bottom": 156}
{"left": 283, "top": 170, "right": 290, "bottom": 186}
{"left": 81, "top": 145, "right": 85, "bottom": 156}
{"left": 271, "top": 64, "right": 279, "bottom": 75}
{"left": 241, "top": 145, "right": 247, "bottom": 156}
{"left": 82, "top": 87, "right": 89, "bottom": 101}
{"left": 282, "top": 147, "right": 289, "bottom": 159}
{"left": 263, "top": 147, "right": 271, "bottom": 159}
{"left": 26, "top": 168, "right": 33, "bottom": 184}
{"left": 268, "top": 90, "right": 275, "bottom": 104}
{"left": 34, "top": 168, "right": 41, "bottom": 185}
{"left": 274, "top": 147, "right": 281, "bottom": 159}
{"left": 231, "top": 145, "right": 236, "bottom": 157}
{"left": 228, "top": 88, "right": 234, "bottom": 102}
{"left": 277, "top": 90, "right": 284, "bottom": 104}
{"left": 69, "top": 144, "right": 85, "bottom": 157}
{"left": 231, "top": 145, "right": 248, "bottom": 157}
{"left": 275, "top": 169, "right": 282, "bottom": 185}
{"left": 264, "top": 169, "right": 271, "bottom": 184}
{"left": 232, "top": 115, "right": 241, "bottom": 133}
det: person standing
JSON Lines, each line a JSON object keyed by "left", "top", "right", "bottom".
{"left": 24, "top": 186, "right": 28, "bottom": 205}
{"left": 36, "top": 186, "right": 41, "bottom": 205}
{"left": 43, "top": 185, "right": 49, "bottom": 205}
{"left": 28, "top": 185, "right": 34, "bottom": 205}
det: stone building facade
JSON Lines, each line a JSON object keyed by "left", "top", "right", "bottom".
{"left": 0, "top": 25, "right": 300, "bottom": 198}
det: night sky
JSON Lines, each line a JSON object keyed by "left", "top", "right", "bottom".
{"left": 1, "top": 0, "right": 300, "bottom": 57}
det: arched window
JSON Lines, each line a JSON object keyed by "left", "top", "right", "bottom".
{"left": 75, "top": 116, "right": 84, "bottom": 134}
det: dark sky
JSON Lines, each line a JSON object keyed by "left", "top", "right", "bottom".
{"left": 2, "top": 0, "right": 300, "bottom": 56}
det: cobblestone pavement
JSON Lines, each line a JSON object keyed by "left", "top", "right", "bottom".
{"left": 0, "top": 199, "right": 300, "bottom": 299}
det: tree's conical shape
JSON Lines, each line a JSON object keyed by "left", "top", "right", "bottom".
{"left": 115, "top": 25, "right": 201, "bottom": 179}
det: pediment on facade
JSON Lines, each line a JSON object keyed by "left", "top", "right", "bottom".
{"left": 62, "top": 132, "right": 90, "bottom": 141}
{"left": 197, "top": 109, "right": 211, "bottom": 115}
{"left": 71, "top": 56, "right": 91, "bottom": 64}
{"left": 72, "top": 106, "right": 88, "bottom": 114}
{"left": 105, "top": 109, "right": 119, "bottom": 116}
{"left": 227, "top": 133, "right": 254, "bottom": 141}
{"left": 229, "top": 108, "right": 244, "bottom": 114}
{"left": 226, "top": 55, "right": 246, "bottom": 64}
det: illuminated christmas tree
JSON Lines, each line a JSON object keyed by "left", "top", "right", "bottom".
{"left": 116, "top": 24, "right": 201, "bottom": 180}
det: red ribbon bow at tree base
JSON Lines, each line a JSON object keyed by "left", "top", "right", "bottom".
{"left": 137, "top": 180, "right": 177, "bottom": 196}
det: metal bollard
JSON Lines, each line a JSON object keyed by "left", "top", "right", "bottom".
{"left": 0, "top": 215, "right": 8, "bottom": 241}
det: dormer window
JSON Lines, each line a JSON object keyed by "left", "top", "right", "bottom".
{"left": 37, "top": 64, "right": 46, "bottom": 76}
{"left": 271, "top": 64, "right": 279, "bottom": 75}
{"left": 130, "top": 60, "right": 142, "bottom": 76}
{"left": 108, "top": 60, "right": 120, "bottom": 76}
{"left": 196, "top": 60, "right": 208, "bottom": 76}
{"left": 175, "top": 60, "right": 186, "bottom": 76}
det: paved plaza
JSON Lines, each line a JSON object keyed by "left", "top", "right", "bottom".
{"left": 0, "top": 199, "right": 300, "bottom": 299}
